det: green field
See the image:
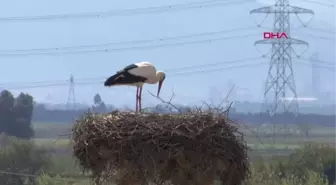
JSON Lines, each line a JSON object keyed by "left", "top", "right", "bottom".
{"left": 4, "top": 121, "right": 329, "bottom": 185}
{"left": 32, "top": 121, "right": 335, "bottom": 152}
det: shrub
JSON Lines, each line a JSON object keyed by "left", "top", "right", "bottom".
{"left": 35, "top": 174, "right": 67, "bottom": 185}
{"left": 0, "top": 135, "right": 51, "bottom": 185}
{"left": 248, "top": 143, "right": 335, "bottom": 185}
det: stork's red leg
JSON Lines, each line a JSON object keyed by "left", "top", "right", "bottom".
{"left": 136, "top": 87, "right": 139, "bottom": 112}
{"left": 139, "top": 87, "right": 143, "bottom": 112}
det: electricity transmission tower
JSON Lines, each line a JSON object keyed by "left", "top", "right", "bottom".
{"left": 250, "top": 0, "right": 314, "bottom": 116}
{"left": 66, "top": 74, "right": 76, "bottom": 110}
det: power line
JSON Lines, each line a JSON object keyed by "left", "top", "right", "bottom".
{"left": 263, "top": 56, "right": 336, "bottom": 68}
{"left": 294, "top": 25, "right": 335, "bottom": 42}
{"left": 296, "top": 61, "right": 336, "bottom": 71}
{"left": 0, "top": 170, "right": 87, "bottom": 182}
{"left": 0, "top": 0, "right": 253, "bottom": 22}
{"left": 0, "top": 26, "right": 257, "bottom": 53}
{"left": 262, "top": 25, "right": 334, "bottom": 34}
{"left": 1, "top": 56, "right": 334, "bottom": 88}
{"left": 0, "top": 33, "right": 259, "bottom": 57}
{"left": 259, "top": 25, "right": 335, "bottom": 40}
{"left": 2, "top": 59, "right": 334, "bottom": 90}
{"left": 294, "top": 59, "right": 336, "bottom": 71}
{"left": 2, "top": 57, "right": 267, "bottom": 89}
{"left": 297, "top": 0, "right": 335, "bottom": 7}
{"left": 170, "top": 61, "right": 268, "bottom": 75}
{"left": 303, "top": 26, "right": 335, "bottom": 34}
{"left": 5, "top": 62, "right": 268, "bottom": 89}
{"left": 297, "top": 57, "right": 335, "bottom": 66}
{"left": 1, "top": 56, "right": 263, "bottom": 86}
{"left": 165, "top": 56, "right": 263, "bottom": 71}
{"left": 0, "top": 56, "right": 263, "bottom": 87}
{"left": 262, "top": 55, "right": 336, "bottom": 68}
{"left": 0, "top": 170, "right": 38, "bottom": 178}
{"left": 0, "top": 25, "right": 330, "bottom": 57}
{"left": 296, "top": 32, "right": 335, "bottom": 41}
{"left": 0, "top": 16, "right": 330, "bottom": 56}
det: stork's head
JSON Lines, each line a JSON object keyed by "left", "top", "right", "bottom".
{"left": 156, "top": 71, "right": 166, "bottom": 97}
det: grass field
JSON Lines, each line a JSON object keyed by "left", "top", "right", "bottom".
{"left": 27, "top": 121, "right": 336, "bottom": 185}
{"left": 32, "top": 121, "right": 335, "bottom": 153}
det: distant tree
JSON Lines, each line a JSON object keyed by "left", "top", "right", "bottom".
{"left": 153, "top": 104, "right": 172, "bottom": 113}
{"left": 92, "top": 93, "right": 107, "bottom": 113}
{"left": 176, "top": 105, "right": 192, "bottom": 113}
{"left": 297, "top": 122, "right": 311, "bottom": 138}
{"left": 0, "top": 90, "right": 15, "bottom": 134}
{"left": 0, "top": 90, "right": 34, "bottom": 139}
{"left": 323, "top": 164, "right": 335, "bottom": 185}
{"left": 94, "top": 94, "right": 102, "bottom": 104}
{"left": 12, "top": 93, "right": 34, "bottom": 138}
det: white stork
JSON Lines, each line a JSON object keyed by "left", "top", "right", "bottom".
{"left": 104, "top": 62, "right": 166, "bottom": 112}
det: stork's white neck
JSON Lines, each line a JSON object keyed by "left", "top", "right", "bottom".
{"left": 146, "top": 72, "right": 161, "bottom": 84}
{"left": 147, "top": 75, "right": 160, "bottom": 84}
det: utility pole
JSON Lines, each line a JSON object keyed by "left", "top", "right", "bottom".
{"left": 250, "top": 0, "right": 314, "bottom": 143}
{"left": 66, "top": 74, "right": 76, "bottom": 110}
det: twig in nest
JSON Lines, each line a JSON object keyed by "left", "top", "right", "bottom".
{"left": 201, "top": 101, "right": 213, "bottom": 111}
{"left": 200, "top": 85, "right": 235, "bottom": 115}
{"left": 222, "top": 102, "right": 233, "bottom": 116}
{"left": 52, "top": 131, "right": 72, "bottom": 145}
{"left": 148, "top": 89, "right": 182, "bottom": 114}
{"left": 141, "top": 106, "right": 151, "bottom": 112}
{"left": 58, "top": 132, "right": 71, "bottom": 137}
{"left": 216, "top": 84, "right": 236, "bottom": 110}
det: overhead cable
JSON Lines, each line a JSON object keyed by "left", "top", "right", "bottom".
{"left": 0, "top": 26, "right": 258, "bottom": 53}
{"left": 1, "top": 57, "right": 266, "bottom": 89}
{"left": 0, "top": 33, "right": 259, "bottom": 57}
{"left": 0, "top": 0, "right": 254, "bottom": 22}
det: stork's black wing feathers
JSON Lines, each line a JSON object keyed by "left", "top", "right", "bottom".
{"left": 104, "top": 63, "right": 147, "bottom": 86}
{"left": 122, "top": 64, "right": 138, "bottom": 72}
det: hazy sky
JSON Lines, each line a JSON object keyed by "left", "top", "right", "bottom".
{"left": 0, "top": 0, "right": 334, "bottom": 108}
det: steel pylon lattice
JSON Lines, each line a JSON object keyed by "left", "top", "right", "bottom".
{"left": 66, "top": 74, "right": 76, "bottom": 110}
{"left": 250, "top": 0, "right": 314, "bottom": 116}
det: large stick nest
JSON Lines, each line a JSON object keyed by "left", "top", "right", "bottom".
{"left": 71, "top": 110, "right": 250, "bottom": 185}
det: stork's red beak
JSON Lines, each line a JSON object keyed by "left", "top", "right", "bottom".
{"left": 157, "top": 80, "right": 163, "bottom": 97}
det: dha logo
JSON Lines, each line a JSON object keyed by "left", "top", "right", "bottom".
{"left": 263, "top": 32, "right": 288, "bottom": 39}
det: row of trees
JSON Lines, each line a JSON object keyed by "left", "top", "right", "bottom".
{"left": 0, "top": 90, "right": 34, "bottom": 139}
{"left": 0, "top": 90, "right": 111, "bottom": 138}
{"left": 33, "top": 104, "right": 336, "bottom": 126}
{"left": 0, "top": 91, "right": 109, "bottom": 184}
{"left": 1, "top": 89, "right": 335, "bottom": 140}
{"left": 33, "top": 93, "right": 112, "bottom": 123}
